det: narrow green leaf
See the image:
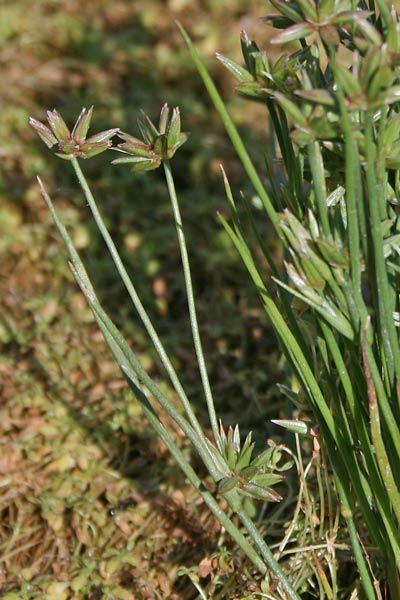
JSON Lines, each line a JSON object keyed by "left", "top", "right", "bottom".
{"left": 271, "top": 22, "right": 315, "bottom": 45}
{"left": 216, "top": 53, "right": 254, "bottom": 82}
{"left": 29, "top": 117, "right": 58, "bottom": 148}
{"left": 274, "top": 92, "right": 308, "bottom": 127}
{"left": 251, "top": 473, "right": 284, "bottom": 487}
{"left": 240, "top": 483, "right": 282, "bottom": 502}
{"left": 177, "top": 22, "right": 283, "bottom": 240}
{"left": 158, "top": 103, "right": 169, "bottom": 135}
{"left": 295, "top": 89, "right": 335, "bottom": 107}
{"left": 273, "top": 276, "right": 354, "bottom": 339}
{"left": 295, "top": 0, "right": 318, "bottom": 21}
{"left": 85, "top": 128, "right": 119, "bottom": 144}
{"left": 268, "top": 0, "right": 303, "bottom": 23}
{"left": 271, "top": 419, "right": 309, "bottom": 435}
{"left": 362, "top": 336, "right": 400, "bottom": 528}
{"left": 334, "top": 64, "right": 363, "bottom": 99}
{"left": 218, "top": 476, "right": 238, "bottom": 494}
{"left": 236, "top": 442, "right": 255, "bottom": 471}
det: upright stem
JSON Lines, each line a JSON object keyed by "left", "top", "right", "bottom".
{"left": 163, "top": 160, "right": 219, "bottom": 442}
{"left": 41, "top": 178, "right": 303, "bottom": 585}
{"left": 362, "top": 338, "right": 400, "bottom": 533}
{"left": 307, "top": 141, "right": 330, "bottom": 237}
{"left": 220, "top": 216, "right": 378, "bottom": 597}
{"left": 70, "top": 158, "right": 205, "bottom": 441}
{"left": 333, "top": 61, "right": 367, "bottom": 332}
{"left": 364, "top": 113, "right": 400, "bottom": 386}
{"left": 237, "top": 509, "right": 302, "bottom": 600}
{"left": 82, "top": 296, "right": 270, "bottom": 577}
{"left": 178, "top": 22, "right": 283, "bottom": 242}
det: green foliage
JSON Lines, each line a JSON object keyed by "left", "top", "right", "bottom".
{"left": 210, "top": 1, "right": 400, "bottom": 597}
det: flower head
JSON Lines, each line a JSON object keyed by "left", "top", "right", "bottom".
{"left": 214, "top": 422, "right": 288, "bottom": 503}
{"left": 29, "top": 107, "right": 119, "bottom": 160}
{"left": 112, "top": 104, "right": 189, "bottom": 173}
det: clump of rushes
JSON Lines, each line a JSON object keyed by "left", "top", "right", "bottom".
{"left": 180, "top": 0, "right": 400, "bottom": 597}
{"left": 30, "top": 104, "right": 301, "bottom": 600}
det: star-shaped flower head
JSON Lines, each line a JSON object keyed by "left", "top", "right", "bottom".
{"left": 29, "top": 107, "right": 119, "bottom": 160}
{"left": 112, "top": 104, "right": 190, "bottom": 173}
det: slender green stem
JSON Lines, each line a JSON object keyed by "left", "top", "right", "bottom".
{"left": 70, "top": 158, "right": 205, "bottom": 441}
{"left": 307, "top": 141, "right": 330, "bottom": 237}
{"left": 219, "top": 215, "right": 339, "bottom": 439}
{"left": 223, "top": 169, "right": 310, "bottom": 361}
{"left": 277, "top": 105, "right": 304, "bottom": 213}
{"left": 375, "top": 0, "right": 390, "bottom": 29}
{"left": 320, "top": 423, "right": 378, "bottom": 600}
{"left": 39, "top": 177, "right": 307, "bottom": 590}
{"left": 376, "top": 108, "right": 389, "bottom": 222}
{"left": 237, "top": 509, "right": 302, "bottom": 600}
{"left": 266, "top": 100, "right": 303, "bottom": 216}
{"left": 163, "top": 160, "right": 219, "bottom": 442}
{"left": 92, "top": 314, "right": 269, "bottom": 576}
{"left": 341, "top": 280, "right": 360, "bottom": 328}
{"left": 100, "top": 298, "right": 300, "bottom": 595}
{"left": 331, "top": 51, "right": 368, "bottom": 331}
{"left": 39, "top": 177, "right": 221, "bottom": 473}
{"left": 177, "top": 22, "right": 283, "bottom": 242}
{"left": 333, "top": 61, "right": 368, "bottom": 330}
{"left": 362, "top": 338, "right": 400, "bottom": 531}
{"left": 219, "top": 215, "right": 379, "bottom": 595}
{"left": 318, "top": 331, "right": 389, "bottom": 556}
{"left": 364, "top": 342, "right": 400, "bottom": 461}
{"left": 266, "top": 100, "right": 288, "bottom": 182}
{"left": 339, "top": 501, "right": 377, "bottom": 600}
{"left": 320, "top": 323, "right": 400, "bottom": 556}
{"left": 364, "top": 113, "right": 400, "bottom": 386}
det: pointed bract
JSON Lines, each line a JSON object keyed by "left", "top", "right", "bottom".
{"left": 72, "top": 106, "right": 93, "bottom": 142}
{"left": 46, "top": 110, "right": 71, "bottom": 141}
{"left": 85, "top": 128, "right": 120, "bottom": 145}
{"left": 80, "top": 140, "right": 113, "bottom": 158}
{"left": 158, "top": 103, "right": 170, "bottom": 135}
{"left": 28, "top": 117, "right": 58, "bottom": 148}
{"left": 138, "top": 110, "right": 160, "bottom": 144}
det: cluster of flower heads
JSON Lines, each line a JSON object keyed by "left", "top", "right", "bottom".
{"left": 30, "top": 1, "right": 400, "bottom": 164}
{"left": 216, "top": 3, "right": 400, "bottom": 149}
{"left": 29, "top": 104, "right": 189, "bottom": 172}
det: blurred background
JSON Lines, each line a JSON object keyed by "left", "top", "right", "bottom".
{"left": 0, "top": 2, "right": 286, "bottom": 596}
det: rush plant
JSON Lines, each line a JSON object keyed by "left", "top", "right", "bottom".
{"left": 191, "top": 1, "right": 400, "bottom": 597}
{"left": 30, "top": 1, "right": 400, "bottom": 597}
